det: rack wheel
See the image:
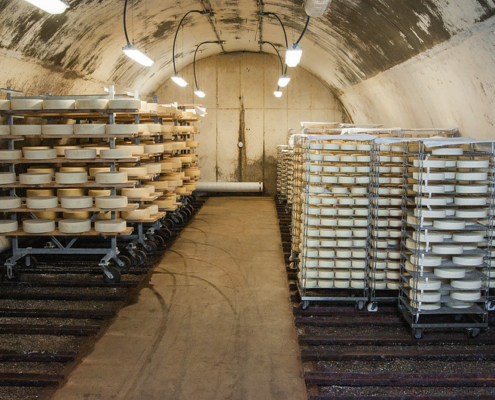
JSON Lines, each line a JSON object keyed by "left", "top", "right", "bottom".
{"left": 131, "top": 250, "right": 147, "bottom": 266}
{"left": 367, "top": 302, "right": 378, "bottom": 312}
{"left": 4, "top": 266, "right": 20, "bottom": 282}
{"left": 299, "top": 301, "right": 310, "bottom": 310}
{"left": 142, "top": 240, "right": 157, "bottom": 256}
{"left": 157, "top": 227, "right": 172, "bottom": 240}
{"left": 153, "top": 235, "right": 165, "bottom": 248}
{"left": 171, "top": 213, "right": 184, "bottom": 226}
{"left": 487, "top": 301, "right": 495, "bottom": 311}
{"left": 114, "top": 255, "right": 131, "bottom": 271}
{"left": 20, "top": 256, "right": 37, "bottom": 269}
{"left": 356, "top": 301, "right": 365, "bottom": 311}
{"left": 104, "top": 267, "right": 121, "bottom": 284}
{"left": 467, "top": 328, "right": 481, "bottom": 339}
{"left": 413, "top": 328, "right": 423, "bottom": 340}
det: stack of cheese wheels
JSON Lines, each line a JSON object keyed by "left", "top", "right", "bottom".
{"left": 404, "top": 142, "right": 491, "bottom": 321}
{"left": 27, "top": 189, "right": 58, "bottom": 219}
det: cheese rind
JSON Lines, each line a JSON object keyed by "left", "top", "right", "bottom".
{"left": 23, "top": 219, "right": 56, "bottom": 233}
{"left": 95, "top": 196, "right": 128, "bottom": 208}
{"left": 26, "top": 196, "right": 58, "bottom": 209}
{"left": 95, "top": 172, "right": 128, "bottom": 184}
{"left": 58, "top": 218, "right": 92, "bottom": 233}
{"left": 60, "top": 196, "right": 93, "bottom": 209}
{"left": 19, "top": 173, "right": 52, "bottom": 185}
{"left": 95, "top": 219, "right": 127, "bottom": 233}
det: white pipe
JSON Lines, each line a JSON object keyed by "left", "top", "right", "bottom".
{"left": 196, "top": 182, "right": 263, "bottom": 193}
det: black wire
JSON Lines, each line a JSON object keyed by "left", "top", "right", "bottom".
{"left": 123, "top": 0, "right": 130, "bottom": 45}
{"left": 264, "top": 12, "right": 288, "bottom": 48}
{"left": 295, "top": 15, "right": 310, "bottom": 45}
{"left": 194, "top": 41, "right": 221, "bottom": 90}
{"left": 260, "top": 41, "right": 284, "bottom": 76}
{"left": 173, "top": 10, "right": 204, "bottom": 75}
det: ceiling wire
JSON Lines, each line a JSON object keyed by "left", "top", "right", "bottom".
{"left": 197, "top": 0, "right": 226, "bottom": 52}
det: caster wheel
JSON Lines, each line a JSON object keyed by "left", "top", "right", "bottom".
{"left": 413, "top": 328, "right": 423, "bottom": 340}
{"left": 298, "top": 301, "right": 310, "bottom": 310}
{"left": 20, "top": 256, "right": 37, "bottom": 269}
{"left": 104, "top": 267, "right": 121, "bottom": 284}
{"left": 367, "top": 302, "right": 378, "bottom": 312}
{"left": 487, "top": 301, "right": 495, "bottom": 311}
{"left": 467, "top": 328, "right": 481, "bottom": 339}
{"left": 142, "top": 240, "right": 157, "bottom": 256}
{"left": 356, "top": 301, "right": 365, "bottom": 311}
{"left": 4, "top": 267, "right": 20, "bottom": 282}
{"left": 157, "top": 227, "right": 172, "bottom": 240}
{"left": 115, "top": 255, "right": 131, "bottom": 271}
{"left": 164, "top": 219, "right": 175, "bottom": 231}
{"left": 153, "top": 235, "right": 166, "bottom": 248}
{"left": 131, "top": 250, "right": 147, "bottom": 266}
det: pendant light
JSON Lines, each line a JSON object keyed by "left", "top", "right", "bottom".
{"left": 285, "top": 16, "right": 310, "bottom": 68}
{"left": 260, "top": 41, "right": 290, "bottom": 94}
{"left": 193, "top": 41, "right": 222, "bottom": 98}
{"left": 274, "top": 88, "right": 283, "bottom": 98}
{"left": 122, "top": 0, "right": 154, "bottom": 67}
{"left": 24, "top": 0, "right": 69, "bottom": 14}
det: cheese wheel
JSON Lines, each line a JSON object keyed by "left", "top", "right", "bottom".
{"left": 118, "top": 167, "right": 147, "bottom": 177}
{"left": 100, "top": 149, "right": 133, "bottom": 159}
{"left": 59, "top": 167, "right": 87, "bottom": 173}
{"left": 23, "top": 219, "right": 55, "bottom": 233}
{"left": 452, "top": 256, "right": 483, "bottom": 266}
{"left": 105, "top": 125, "right": 139, "bottom": 135}
{"left": 456, "top": 172, "right": 487, "bottom": 181}
{"left": 147, "top": 205, "right": 159, "bottom": 215}
{"left": 434, "top": 268, "right": 465, "bottom": 279}
{"left": 0, "top": 150, "right": 22, "bottom": 160}
{"left": 409, "top": 290, "right": 441, "bottom": 302}
{"left": 0, "top": 172, "right": 16, "bottom": 184}
{"left": 75, "top": 99, "right": 108, "bottom": 109}
{"left": 0, "top": 126, "right": 10, "bottom": 136}
{"left": 452, "top": 232, "right": 484, "bottom": 243}
{"left": 450, "top": 291, "right": 481, "bottom": 301}
{"left": 456, "top": 160, "right": 489, "bottom": 168}
{"left": 433, "top": 219, "right": 465, "bottom": 230}
{"left": 121, "top": 187, "right": 150, "bottom": 199}
{"left": 11, "top": 125, "right": 42, "bottom": 135}
{"left": 431, "top": 147, "right": 463, "bottom": 156}
{"left": 334, "top": 280, "right": 350, "bottom": 288}
{"left": 413, "top": 160, "right": 446, "bottom": 168}
{"left": 451, "top": 279, "right": 482, "bottom": 290}
{"left": 88, "top": 189, "right": 111, "bottom": 197}
{"left": 57, "top": 189, "right": 85, "bottom": 198}
{"left": 74, "top": 124, "right": 106, "bottom": 135}
{"left": 153, "top": 198, "right": 176, "bottom": 208}
{"left": 95, "top": 196, "right": 128, "bottom": 208}
{"left": 43, "top": 99, "right": 75, "bottom": 110}
{"left": 456, "top": 185, "right": 487, "bottom": 194}
{"left": 371, "top": 281, "right": 387, "bottom": 290}
{"left": 60, "top": 196, "right": 93, "bottom": 209}
{"left": 341, "top": 156, "right": 356, "bottom": 162}
{"left": 410, "top": 254, "right": 442, "bottom": 267}
{"left": 65, "top": 148, "right": 97, "bottom": 159}
{"left": 89, "top": 167, "right": 111, "bottom": 177}
{"left": 323, "top": 155, "right": 339, "bottom": 162}
{"left": 455, "top": 209, "right": 487, "bottom": 219}
{"left": 145, "top": 163, "right": 162, "bottom": 174}
{"left": 94, "top": 219, "right": 126, "bottom": 233}
{"left": 108, "top": 99, "right": 140, "bottom": 109}
{"left": 454, "top": 197, "right": 486, "bottom": 206}
{"left": 0, "top": 220, "right": 18, "bottom": 233}
{"left": 23, "top": 148, "right": 56, "bottom": 160}
{"left": 115, "top": 145, "right": 144, "bottom": 155}
{"left": 26, "top": 196, "right": 58, "bottom": 209}
{"left": 10, "top": 99, "right": 42, "bottom": 110}
{"left": 0, "top": 100, "right": 10, "bottom": 111}
{"left": 55, "top": 172, "right": 87, "bottom": 184}
{"left": 410, "top": 278, "right": 442, "bottom": 290}
{"left": 58, "top": 218, "right": 91, "bottom": 233}
{"left": 144, "top": 144, "right": 165, "bottom": 154}
{"left": 123, "top": 208, "right": 151, "bottom": 220}
{"left": 41, "top": 125, "right": 74, "bottom": 135}
{"left": 63, "top": 211, "right": 91, "bottom": 219}
{"left": 95, "top": 172, "right": 128, "bottom": 184}
{"left": 19, "top": 173, "right": 52, "bottom": 185}
{"left": 413, "top": 172, "right": 445, "bottom": 181}
{"left": 0, "top": 197, "right": 21, "bottom": 209}
{"left": 340, "top": 144, "right": 356, "bottom": 151}
{"left": 412, "top": 231, "right": 444, "bottom": 243}
{"left": 431, "top": 243, "right": 463, "bottom": 255}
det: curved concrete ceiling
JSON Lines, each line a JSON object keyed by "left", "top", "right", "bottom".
{"left": 1, "top": 0, "right": 494, "bottom": 97}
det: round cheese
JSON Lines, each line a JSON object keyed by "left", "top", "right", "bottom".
{"left": 452, "top": 256, "right": 483, "bottom": 266}
{"left": 115, "top": 145, "right": 144, "bottom": 155}
{"left": 123, "top": 208, "right": 151, "bottom": 220}
{"left": 119, "top": 167, "right": 147, "bottom": 177}
{"left": 456, "top": 160, "right": 489, "bottom": 168}
{"left": 450, "top": 291, "right": 481, "bottom": 301}
{"left": 23, "top": 148, "right": 56, "bottom": 160}
{"left": 95, "top": 172, "right": 128, "bottom": 184}
{"left": 108, "top": 99, "right": 141, "bottom": 109}
{"left": 121, "top": 187, "right": 150, "bottom": 199}
{"left": 454, "top": 197, "right": 486, "bottom": 206}
{"left": 434, "top": 268, "right": 465, "bottom": 279}
{"left": 0, "top": 100, "right": 10, "bottom": 111}
{"left": 145, "top": 163, "right": 162, "bottom": 174}
{"left": 413, "top": 159, "right": 446, "bottom": 168}
{"left": 74, "top": 124, "right": 106, "bottom": 135}
{"left": 455, "top": 209, "right": 487, "bottom": 219}
{"left": 59, "top": 167, "right": 87, "bottom": 173}
{"left": 0, "top": 150, "right": 22, "bottom": 160}
{"left": 42, "top": 99, "right": 75, "bottom": 110}
{"left": 41, "top": 124, "right": 74, "bottom": 135}
{"left": 0, "top": 172, "right": 16, "bottom": 185}
{"left": 433, "top": 219, "right": 465, "bottom": 230}
{"left": 409, "top": 290, "right": 441, "bottom": 302}
{"left": 65, "top": 148, "right": 97, "bottom": 159}
{"left": 19, "top": 173, "right": 52, "bottom": 185}
{"left": 57, "top": 188, "right": 85, "bottom": 197}
{"left": 58, "top": 218, "right": 91, "bottom": 233}
{"left": 95, "top": 219, "right": 127, "bottom": 233}
{"left": 89, "top": 167, "right": 111, "bottom": 177}
{"left": 147, "top": 204, "right": 159, "bottom": 215}
{"left": 10, "top": 99, "right": 42, "bottom": 110}
{"left": 11, "top": 125, "right": 41, "bottom": 136}
{"left": 0, "top": 197, "right": 21, "bottom": 209}
{"left": 0, "top": 126, "right": 10, "bottom": 136}
{"left": 23, "top": 219, "right": 55, "bottom": 233}
{"left": 95, "top": 196, "right": 128, "bottom": 208}
{"left": 456, "top": 172, "right": 487, "bottom": 181}
{"left": 431, "top": 244, "right": 463, "bottom": 255}
{"left": 55, "top": 172, "right": 88, "bottom": 184}
{"left": 75, "top": 99, "right": 108, "bottom": 109}
{"left": 26, "top": 196, "right": 58, "bottom": 209}
{"left": 456, "top": 184, "right": 487, "bottom": 194}
{"left": 88, "top": 189, "right": 111, "bottom": 197}
{"left": 54, "top": 145, "right": 81, "bottom": 157}
{"left": 410, "top": 278, "right": 442, "bottom": 290}
{"left": 60, "top": 196, "right": 93, "bottom": 209}
{"left": 0, "top": 218, "right": 18, "bottom": 234}
{"left": 100, "top": 149, "right": 133, "bottom": 159}
{"left": 105, "top": 124, "right": 139, "bottom": 136}
{"left": 144, "top": 144, "right": 165, "bottom": 154}
{"left": 431, "top": 147, "right": 463, "bottom": 156}
{"left": 452, "top": 232, "right": 484, "bottom": 243}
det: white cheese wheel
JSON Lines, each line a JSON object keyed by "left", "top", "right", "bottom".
{"left": 309, "top": 165, "right": 322, "bottom": 173}
{"left": 100, "top": 149, "right": 133, "bottom": 159}
{"left": 410, "top": 254, "right": 442, "bottom": 267}
{"left": 105, "top": 124, "right": 139, "bottom": 136}
{"left": 334, "top": 280, "right": 350, "bottom": 288}
{"left": 351, "top": 250, "right": 367, "bottom": 258}
{"left": 413, "top": 209, "right": 446, "bottom": 219}
{"left": 318, "top": 280, "right": 334, "bottom": 288}
{"left": 456, "top": 184, "right": 487, "bottom": 194}
{"left": 115, "top": 145, "right": 144, "bottom": 155}
{"left": 0, "top": 100, "right": 10, "bottom": 110}
{"left": 409, "top": 290, "right": 441, "bottom": 302}
{"left": 456, "top": 160, "right": 489, "bottom": 168}
{"left": 95, "top": 196, "right": 128, "bottom": 208}
{"left": 340, "top": 144, "right": 356, "bottom": 151}
{"left": 95, "top": 219, "right": 127, "bottom": 233}
{"left": 0, "top": 150, "right": 22, "bottom": 160}
{"left": 412, "top": 231, "right": 444, "bottom": 243}
{"left": 108, "top": 99, "right": 141, "bottom": 109}
{"left": 452, "top": 256, "right": 483, "bottom": 266}
{"left": 341, "top": 156, "right": 356, "bottom": 162}
{"left": 0, "top": 197, "right": 21, "bottom": 209}
{"left": 413, "top": 160, "right": 446, "bottom": 168}
{"left": 19, "top": 173, "right": 52, "bottom": 185}
{"left": 434, "top": 268, "right": 465, "bottom": 279}
{"left": 335, "top": 270, "right": 351, "bottom": 279}
{"left": 147, "top": 123, "right": 161, "bottom": 132}
{"left": 415, "top": 197, "right": 448, "bottom": 206}
{"left": 431, "top": 243, "right": 463, "bottom": 254}
{"left": 308, "top": 154, "right": 323, "bottom": 161}
{"left": 431, "top": 147, "right": 463, "bottom": 156}
{"left": 145, "top": 163, "right": 162, "bottom": 174}
{"left": 10, "top": 99, "right": 42, "bottom": 110}
{"left": 26, "top": 196, "right": 58, "bottom": 209}
{"left": 454, "top": 197, "right": 486, "bottom": 206}
{"left": 301, "top": 279, "right": 317, "bottom": 288}
{"left": 450, "top": 291, "right": 481, "bottom": 301}
{"left": 338, "top": 176, "right": 355, "bottom": 185}
{"left": 41, "top": 124, "right": 74, "bottom": 135}
{"left": 410, "top": 278, "right": 442, "bottom": 290}
{"left": 23, "top": 219, "right": 55, "bottom": 233}
{"left": 64, "top": 148, "right": 96, "bottom": 159}
{"left": 75, "top": 99, "right": 108, "bottom": 109}
{"left": 43, "top": 99, "right": 75, "bottom": 110}
{"left": 121, "top": 187, "right": 150, "bottom": 199}
{"left": 371, "top": 281, "right": 387, "bottom": 290}
{"left": 11, "top": 125, "right": 42, "bottom": 136}
{"left": 60, "top": 196, "right": 93, "bottom": 209}
{"left": 0, "top": 126, "right": 10, "bottom": 136}
{"left": 320, "top": 176, "right": 337, "bottom": 184}
{"left": 123, "top": 208, "right": 151, "bottom": 220}
{"left": 119, "top": 167, "right": 147, "bottom": 177}
{"left": 455, "top": 209, "right": 487, "bottom": 219}
{"left": 95, "top": 172, "right": 128, "bottom": 185}
{"left": 0, "top": 172, "right": 16, "bottom": 184}
{"left": 451, "top": 279, "right": 482, "bottom": 290}
{"left": 412, "top": 172, "right": 445, "bottom": 181}
{"left": 144, "top": 144, "right": 165, "bottom": 154}
{"left": 411, "top": 302, "right": 441, "bottom": 310}
{"left": 0, "top": 220, "right": 18, "bottom": 233}
{"left": 323, "top": 155, "right": 340, "bottom": 162}
{"left": 74, "top": 124, "right": 106, "bottom": 135}
{"left": 456, "top": 172, "right": 487, "bottom": 181}
{"left": 54, "top": 146, "right": 80, "bottom": 157}
{"left": 433, "top": 219, "right": 465, "bottom": 230}
{"left": 58, "top": 218, "right": 91, "bottom": 233}
{"left": 55, "top": 172, "right": 87, "bottom": 184}
{"left": 452, "top": 232, "right": 484, "bottom": 243}
{"left": 23, "top": 148, "right": 56, "bottom": 160}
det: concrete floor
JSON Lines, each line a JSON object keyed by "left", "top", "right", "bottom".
{"left": 53, "top": 197, "right": 307, "bottom": 400}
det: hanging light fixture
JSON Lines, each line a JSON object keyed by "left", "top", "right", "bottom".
{"left": 285, "top": 16, "right": 310, "bottom": 68}
{"left": 24, "top": 0, "right": 69, "bottom": 14}
{"left": 193, "top": 41, "right": 222, "bottom": 98}
{"left": 274, "top": 88, "right": 283, "bottom": 98}
{"left": 260, "top": 41, "right": 290, "bottom": 91}
{"left": 122, "top": 0, "right": 154, "bottom": 67}
{"left": 171, "top": 75, "right": 188, "bottom": 87}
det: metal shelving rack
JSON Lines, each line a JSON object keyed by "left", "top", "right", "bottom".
{"left": 397, "top": 138, "right": 495, "bottom": 339}
{"left": 296, "top": 134, "right": 377, "bottom": 310}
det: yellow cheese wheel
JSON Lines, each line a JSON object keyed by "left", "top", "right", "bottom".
{"left": 95, "top": 172, "right": 128, "bottom": 184}
{"left": 105, "top": 125, "right": 139, "bottom": 136}
{"left": 19, "top": 173, "right": 52, "bottom": 185}
{"left": 95, "top": 196, "right": 128, "bottom": 208}
{"left": 0, "top": 197, "right": 21, "bottom": 209}
{"left": 0, "top": 220, "right": 18, "bottom": 233}
{"left": 89, "top": 167, "right": 111, "bottom": 177}
{"left": 59, "top": 167, "right": 87, "bottom": 173}
{"left": 58, "top": 218, "right": 92, "bottom": 233}
{"left": 121, "top": 187, "right": 150, "bottom": 199}
{"left": 33, "top": 211, "right": 59, "bottom": 219}
{"left": 41, "top": 125, "right": 74, "bottom": 135}
{"left": 11, "top": 125, "right": 42, "bottom": 135}
{"left": 147, "top": 205, "right": 159, "bottom": 215}
{"left": 147, "top": 124, "right": 161, "bottom": 133}
{"left": 27, "top": 167, "right": 56, "bottom": 176}
{"left": 186, "top": 140, "right": 199, "bottom": 148}
{"left": 122, "top": 208, "right": 151, "bottom": 220}
{"left": 137, "top": 124, "right": 149, "bottom": 133}
{"left": 0, "top": 100, "right": 10, "bottom": 110}
{"left": 63, "top": 211, "right": 91, "bottom": 219}
{"left": 115, "top": 145, "right": 144, "bottom": 155}
{"left": 144, "top": 144, "right": 165, "bottom": 154}
{"left": 26, "top": 196, "right": 58, "bottom": 209}
{"left": 75, "top": 99, "right": 108, "bottom": 109}
{"left": 153, "top": 198, "right": 175, "bottom": 208}
{"left": 95, "top": 219, "right": 127, "bottom": 233}
{"left": 55, "top": 172, "right": 88, "bottom": 184}
{"left": 65, "top": 148, "right": 97, "bottom": 159}
{"left": 100, "top": 149, "right": 133, "bottom": 159}
{"left": 145, "top": 163, "right": 162, "bottom": 174}
{"left": 162, "top": 143, "right": 174, "bottom": 152}
{"left": 88, "top": 189, "right": 111, "bottom": 197}
{"left": 60, "top": 196, "right": 93, "bottom": 209}
{"left": 118, "top": 167, "right": 147, "bottom": 177}
{"left": 23, "top": 219, "right": 56, "bottom": 233}
{"left": 149, "top": 181, "right": 170, "bottom": 190}
{"left": 57, "top": 188, "right": 85, "bottom": 197}
{"left": 74, "top": 124, "right": 106, "bottom": 135}
{"left": 27, "top": 189, "right": 55, "bottom": 197}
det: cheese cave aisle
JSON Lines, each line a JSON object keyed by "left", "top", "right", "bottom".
{"left": 1, "top": 0, "right": 495, "bottom": 399}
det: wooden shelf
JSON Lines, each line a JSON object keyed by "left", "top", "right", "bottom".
{"left": 4, "top": 204, "right": 139, "bottom": 213}
{"left": 4, "top": 227, "right": 134, "bottom": 237}
{"left": 1, "top": 108, "right": 141, "bottom": 117}
{"left": 125, "top": 213, "right": 166, "bottom": 223}
{"left": 0, "top": 134, "right": 143, "bottom": 140}
{"left": 1, "top": 157, "right": 139, "bottom": 164}
{"left": 0, "top": 181, "right": 138, "bottom": 188}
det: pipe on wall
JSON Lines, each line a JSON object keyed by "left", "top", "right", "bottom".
{"left": 196, "top": 182, "right": 263, "bottom": 193}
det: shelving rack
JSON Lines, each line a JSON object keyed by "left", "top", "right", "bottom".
{"left": 391, "top": 137, "right": 495, "bottom": 338}
{"left": 296, "top": 134, "right": 377, "bottom": 310}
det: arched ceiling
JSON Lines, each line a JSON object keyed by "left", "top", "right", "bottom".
{"left": 0, "top": 0, "right": 494, "bottom": 97}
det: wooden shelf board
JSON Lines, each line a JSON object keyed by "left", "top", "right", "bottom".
{"left": 4, "top": 204, "right": 138, "bottom": 213}
{"left": 0, "top": 181, "right": 138, "bottom": 188}
{"left": 4, "top": 227, "right": 134, "bottom": 237}
{"left": 2, "top": 157, "right": 139, "bottom": 164}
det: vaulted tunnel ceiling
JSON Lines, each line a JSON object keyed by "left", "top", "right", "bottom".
{"left": 0, "top": 0, "right": 494, "bottom": 97}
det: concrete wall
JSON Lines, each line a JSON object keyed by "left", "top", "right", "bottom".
{"left": 155, "top": 52, "right": 347, "bottom": 196}
{"left": 341, "top": 16, "right": 495, "bottom": 139}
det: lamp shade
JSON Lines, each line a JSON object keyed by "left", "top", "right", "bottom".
{"left": 172, "top": 74, "right": 188, "bottom": 87}
{"left": 278, "top": 75, "right": 291, "bottom": 88}
{"left": 274, "top": 90, "right": 283, "bottom": 98}
{"left": 194, "top": 90, "right": 206, "bottom": 98}
{"left": 123, "top": 44, "right": 154, "bottom": 67}
{"left": 24, "top": 0, "right": 69, "bottom": 14}
{"left": 286, "top": 44, "right": 303, "bottom": 67}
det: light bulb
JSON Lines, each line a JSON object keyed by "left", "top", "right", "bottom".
{"left": 274, "top": 90, "right": 283, "bottom": 98}
{"left": 171, "top": 74, "right": 188, "bottom": 87}
{"left": 24, "top": 0, "right": 69, "bottom": 14}
{"left": 286, "top": 44, "right": 303, "bottom": 67}
{"left": 194, "top": 90, "right": 206, "bottom": 98}
{"left": 123, "top": 44, "right": 154, "bottom": 67}
{"left": 278, "top": 75, "right": 291, "bottom": 88}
